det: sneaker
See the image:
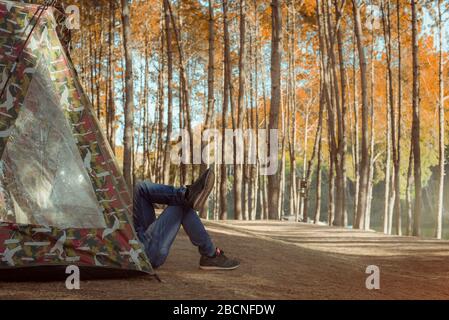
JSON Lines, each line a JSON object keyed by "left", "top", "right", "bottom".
{"left": 199, "top": 248, "right": 240, "bottom": 271}
{"left": 185, "top": 168, "right": 215, "bottom": 211}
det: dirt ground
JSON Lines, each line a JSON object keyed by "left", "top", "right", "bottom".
{"left": 1, "top": 220, "right": 449, "bottom": 300}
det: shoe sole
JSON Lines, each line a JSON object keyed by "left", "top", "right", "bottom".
{"left": 199, "top": 264, "right": 240, "bottom": 271}
{"left": 193, "top": 169, "right": 215, "bottom": 211}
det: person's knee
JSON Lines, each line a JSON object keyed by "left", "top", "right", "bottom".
{"left": 163, "top": 206, "right": 186, "bottom": 221}
{"left": 150, "top": 247, "right": 169, "bottom": 269}
{"left": 159, "top": 247, "right": 170, "bottom": 261}
{"left": 134, "top": 181, "right": 147, "bottom": 198}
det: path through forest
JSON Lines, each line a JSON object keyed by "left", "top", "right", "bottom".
{"left": 1, "top": 221, "right": 449, "bottom": 299}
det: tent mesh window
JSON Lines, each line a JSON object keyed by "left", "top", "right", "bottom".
{"left": 0, "top": 61, "right": 106, "bottom": 229}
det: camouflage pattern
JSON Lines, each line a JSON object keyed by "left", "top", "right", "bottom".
{"left": 0, "top": 1, "right": 153, "bottom": 275}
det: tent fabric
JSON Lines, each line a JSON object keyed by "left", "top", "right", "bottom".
{"left": 16, "top": 0, "right": 71, "bottom": 51}
{"left": 0, "top": 1, "right": 153, "bottom": 275}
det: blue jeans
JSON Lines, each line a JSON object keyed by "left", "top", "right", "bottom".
{"left": 133, "top": 181, "right": 216, "bottom": 269}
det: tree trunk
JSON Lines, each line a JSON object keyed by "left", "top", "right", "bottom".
{"left": 163, "top": 0, "right": 173, "bottom": 185}
{"left": 411, "top": 0, "right": 422, "bottom": 237}
{"left": 316, "top": 0, "right": 336, "bottom": 226}
{"left": 328, "top": 137, "right": 335, "bottom": 226}
{"left": 384, "top": 72, "right": 392, "bottom": 234}
{"left": 305, "top": 88, "right": 324, "bottom": 222}
{"left": 365, "top": 12, "right": 376, "bottom": 231}
{"left": 314, "top": 135, "right": 323, "bottom": 224}
{"left": 248, "top": 19, "right": 256, "bottom": 221}
{"left": 436, "top": 0, "right": 444, "bottom": 239}
{"left": 220, "top": 0, "right": 231, "bottom": 220}
{"left": 121, "top": 0, "right": 134, "bottom": 190}
{"left": 234, "top": 0, "right": 246, "bottom": 221}
{"left": 300, "top": 104, "right": 310, "bottom": 220}
{"left": 279, "top": 99, "right": 287, "bottom": 219}
{"left": 381, "top": 0, "right": 400, "bottom": 235}
{"left": 406, "top": 146, "right": 414, "bottom": 236}
{"left": 286, "top": 1, "right": 297, "bottom": 219}
{"left": 320, "top": 0, "right": 339, "bottom": 226}
{"left": 252, "top": 0, "right": 261, "bottom": 221}
{"left": 199, "top": 0, "right": 216, "bottom": 219}
{"left": 352, "top": 0, "right": 369, "bottom": 230}
{"left": 156, "top": 10, "right": 165, "bottom": 184}
{"left": 167, "top": 2, "right": 194, "bottom": 184}
{"left": 96, "top": 29, "right": 104, "bottom": 123}
{"left": 333, "top": 0, "right": 347, "bottom": 227}
{"left": 141, "top": 33, "right": 150, "bottom": 179}
{"left": 395, "top": 0, "right": 402, "bottom": 236}
{"left": 107, "top": 0, "right": 116, "bottom": 152}
{"left": 352, "top": 36, "right": 359, "bottom": 224}
{"left": 268, "top": 0, "right": 282, "bottom": 220}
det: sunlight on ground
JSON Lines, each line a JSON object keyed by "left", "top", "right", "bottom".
{"left": 205, "top": 220, "right": 449, "bottom": 258}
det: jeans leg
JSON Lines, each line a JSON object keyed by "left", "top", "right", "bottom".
{"left": 133, "top": 183, "right": 157, "bottom": 236}
{"left": 145, "top": 206, "right": 184, "bottom": 268}
{"left": 181, "top": 208, "right": 216, "bottom": 257}
{"left": 145, "top": 206, "right": 216, "bottom": 268}
{"left": 134, "top": 181, "right": 187, "bottom": 207}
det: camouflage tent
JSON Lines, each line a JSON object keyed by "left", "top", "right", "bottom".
{"left": 0, "top": 0, "right": 153, "bottom": 279}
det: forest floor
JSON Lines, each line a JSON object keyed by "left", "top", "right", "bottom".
{"left": 1, "top": 220, "right": 449, "bottom": 299}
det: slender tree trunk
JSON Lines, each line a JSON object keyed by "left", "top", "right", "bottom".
{"left": 156, "top": 10, "right": 165, "bottom": 184}
{"left": 89, "top": 12, "right": 95, "bottom": 108}
{"left": 252, "top": 0, "right": 260, "bottom": 220}
{"left": 352, "top": 37, "right": 360, "bottom": 224}
{"left": 261, "top": 50, "right": 269, "bottom": 220}
{"left": 121, "top": 0, "right": 134, "bottom": 190}
{"left": 314, "top": 136, "right": 323, "bottom": 224}
{"left": 365, "top": 12, "right": 375, "bottom": 230}
{"left": 384, "top": 72, "right": 392, "bottom": 234}
{"left": 313, "top": 11, "right": 324, "bottom": 224}
{"left": 286, "top": 1, "right": 297, "bottom": 219}
{"left": 220, "top": 0, "right": 231, "bottom": 220}
{"left": 395, "top": 0, "right": 402, "bottom": 236}
{"left": 305, "top": 91, "right": 323, "bottom": 221}
{"left": 234, "top": 0, "right": 246, "bottom": 221}
{"left": 268, "top": 0, "right": 282, "bottom": 220}
{"left": 142, "top": 35, "right": 150, "bottom": 179}
{"left": 163, "top": 0, "right": 173, "bottom": 185}
{"left": 381, "top": 0, "right": 400, "bottom": 235}
{"left": 436, "top": 0, "right": 444, "bottom": 239}
{"left": 328, "top": 135, "right": 335, "bottom": 226}
{"left": 205, "top": 0, "right": 215, "bottom": 142}
{"left": 333, "top": 0, "right": 347, "bottom": 227}
{"left": 243, "top": 92, "right": 250, "bottom": 221}
{"left": 411, "top": 0, "right": 422, "bottom": 237}
{"left": 107, "top": 0, "right": 116, "bottom": 152}
{"left": 279, "top": 97, "right": 287, "bottom": 219}
{"left": 321, "top": 0, "right": 339, "bottom": 226}
{"left": 352, "top": 0, "right": 369, "bottom": 229}
{"left": 200, "top": 0, "right": 216, "bottom": 219}
{"left": 300, "top": 103, "right": 310, "bottom": 220}
{"left": 96, "top": 27, "right": 104, "bottom": 123}
{"left": 167, "top": 2, "right": 194, "bottom": 184}
{"left": 406, "top": 146, "right": 414, "bottom": 236}
{"left": 248, "top": 22, "right": 256, "bottom": 221}
{"left": 316, "top": 0, "right": 332, "bottom": 225}
{"left": 134, "top": 75, "right": 144, "bottom": 183}
{"left": 105, "top": 19, "right": 110, "bottom": 143}
{"left": 179, "top": 71, "right": 187, "bottom": 185}
{"left": 323, "top": 0, "right": 340, "bottom": 226}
